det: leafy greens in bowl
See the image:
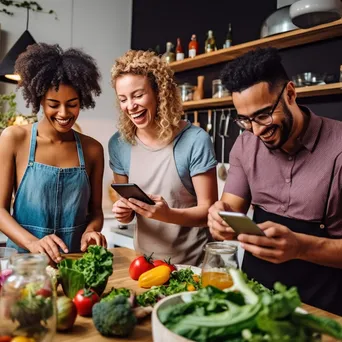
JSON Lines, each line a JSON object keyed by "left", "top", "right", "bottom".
{"left": 152, "top": 269, "right": 342, "bottom": 342}
{"left": 58, "top": 245, "right": 113, "bottom": 298}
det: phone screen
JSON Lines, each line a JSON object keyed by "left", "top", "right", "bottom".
{"left": 218, "top": 211, "right": 265, "bottom": 236}
{"left": 111, "top": 183, "right": 155, "bottom": 205}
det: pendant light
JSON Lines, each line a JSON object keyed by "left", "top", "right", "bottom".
{"left": 0, "top": 8, "right": 36, "bottom": 84}
{"left": 290, "top": 0, "right": 342, "bottom": 29}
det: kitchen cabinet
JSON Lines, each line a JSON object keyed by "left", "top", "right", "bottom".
{"left": 102, "top": 211, "right": 134, "bottom": 250}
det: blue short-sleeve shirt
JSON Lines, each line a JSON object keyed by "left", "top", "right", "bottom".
{"left": 108, "top": 121, "right": 217, "bottom": 196}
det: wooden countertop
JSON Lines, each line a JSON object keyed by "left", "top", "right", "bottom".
{"left": 56, "top": 248, "right": 342, "bottom": 342}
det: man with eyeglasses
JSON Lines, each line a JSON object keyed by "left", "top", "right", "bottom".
{"left": 208, "top": 47, "right": 342, "bottom": 315}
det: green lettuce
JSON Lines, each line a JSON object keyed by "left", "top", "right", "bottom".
{"left": 158, "top": 269, "right": 342, "bottom": 342}
{"left": 58, "top": 258, "right": 85, "bottom": 298}
{"left": 58, "top": 246, "right": 113, "bottom": 298}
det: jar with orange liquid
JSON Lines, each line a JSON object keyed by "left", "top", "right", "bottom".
{"left": 201, "top": 242, "right": 238, "bottom": 290}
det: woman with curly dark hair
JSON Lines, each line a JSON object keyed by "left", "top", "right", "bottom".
{"left": 0, "top": 43, "right": 106, "bottom": 263}
{"left": 109, "top": 50, "right": 218, "bottom": 265}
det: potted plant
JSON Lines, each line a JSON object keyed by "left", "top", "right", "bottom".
{"left": 0, "top": 92, "right": 37, "bottom": 134}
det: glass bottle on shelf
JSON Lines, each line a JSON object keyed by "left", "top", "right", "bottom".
{"left": 162, "top": 42, "right": 175, "bottom": 63}
{"left": 204, "top": 30, "right": 217, "bottom": 53}
{"left": 0, "top": 254, "right": 56, "bottom": 341}
{"left": 223, "top": 23, "right": 233, "bottom": 48}
{"left": 188, "top": 34, "right": 198, "bottom": 58}
{"left": 176, "top": 38, "right": 184, "bottom": 61}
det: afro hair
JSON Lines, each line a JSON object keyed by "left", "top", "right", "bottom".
{"left": 15, "top": 43, "right": 101, "bottom": 113}
{"left": 220, "top": 47, "right": 289, "bottom": 93}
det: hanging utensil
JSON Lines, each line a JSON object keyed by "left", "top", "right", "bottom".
{"left": 218, "top": 109, "right": 231, "bottom": 182}
{"left": 193, "top": 111, "right": 200, "bottom": 127}
{"left": 206, "top": 109, "right": 213, "bottom": 141}
{"left": 218, "top": 110, "right": 227, "bottom": 181}
{"left": 212, "top": 109, "right": 217, "bottom": 144}
{"left": 224, "top": 108, "right": 231, "bottom": 138}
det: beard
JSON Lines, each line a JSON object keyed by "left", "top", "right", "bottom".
{"left": 261, "top": 102, "right": 293, "bottom": 150}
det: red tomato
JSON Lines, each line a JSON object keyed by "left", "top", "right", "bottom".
{"left": 36, "top": 288, "right": 52, "bottom": 298}
{"left": 0, "top": 336, "right": 11, "bottom": 342}
{"left": 152, "top": 260, "right": 166, "bottom": 267}
{"left": 73, "top": 288, "right": 100, "bottom": 317}
{"left": 129, "top": 253, "right": 154, "bottom": 280}
{"left": 152, "top": 258, "right": 176, "bottom": 272}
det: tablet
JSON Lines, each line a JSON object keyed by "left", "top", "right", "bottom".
{"left": 218, "top": 211, "right": 265, "bottom": 236}
{"left": 111, "top": 183, "right": 155, "bottom": 205}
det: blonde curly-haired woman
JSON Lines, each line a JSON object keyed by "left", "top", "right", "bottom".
{"left": 109, "top": 50, "right": 218, "bottom": 265}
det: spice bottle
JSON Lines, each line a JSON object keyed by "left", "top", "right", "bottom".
{"left": 176, "top": 38, "right": 184, "bottom": 61}
{"left": 223, "top": 23, "right": 233, "bottom": 48}
{"left": 188, "top": 34, "right": 198, "bottom": 58}
{"left": 205, "top": 30, "right": 217, "bottom": 53}
{"left": 162, "top": 42, "right": 175, "bottom": 64}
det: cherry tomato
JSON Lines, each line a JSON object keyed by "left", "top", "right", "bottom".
{"left": 152, "top": 260, "right": 165, "bottom": 267}
{"left": 152, "top": 258, "right": 176, "bottom": 272}
{"left": 36, "top": 288, "right": 52, "bottom": 298}
{"left": 73, "top": 288, "right": 100, "bottom": 317}
{"left": 0, "top": 336, "right": 11, "bottom": 342}
{"left": 129, "top": 253, "right": 154, "bottom": 280}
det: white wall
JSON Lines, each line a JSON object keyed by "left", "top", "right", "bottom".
{"left": 0, "top": 0, "right": 132, "bottom": 210}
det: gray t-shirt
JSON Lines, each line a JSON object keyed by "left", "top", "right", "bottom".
{"left": 108, "top": 121, "right": 217, "bottom": 196}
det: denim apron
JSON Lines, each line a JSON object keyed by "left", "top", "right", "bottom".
{"left": 242, "top": 158, "right": 342, "bottom": 315}
{"left": 7, "top": 123, "right": 91, "bottom": 253}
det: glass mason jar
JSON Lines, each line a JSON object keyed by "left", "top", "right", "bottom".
{"left": 178, "top": 83, "right": 194, "bottom": 102}
{"left": 201, "top": 242, "right": 239, "bottom": 290}
{"left": 0, "top": 247, "right": 18, "bottom": 291}
{"left": 212, "top": 79, "right": 230, "bottom": 98}
{"left": 0, "top": 254, "right": 56, "bottom": 342}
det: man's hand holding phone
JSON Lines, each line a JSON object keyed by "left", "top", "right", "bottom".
{"left": 237, "top": 221, "right": 302, "bottom": 264}
{"left": 207, "top": 201, "right": 237, "bottom": 241}
{"left": 208, "top": 201, "right": 302, "bottom": 263}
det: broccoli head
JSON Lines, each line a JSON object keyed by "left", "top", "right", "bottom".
{"left": 92, "top": 295, "right": 136, "bottom": 337}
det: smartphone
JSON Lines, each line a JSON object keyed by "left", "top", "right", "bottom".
{"left": 111, "top": 183, "right": 155, "bottom": 205}
{"left": 218, "top": 211, "right": 265, "bottom": 236}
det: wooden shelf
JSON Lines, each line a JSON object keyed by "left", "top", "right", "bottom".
{"left": 170, "top": 20, "right": 342, "bottom": 73}
{"left": 295, "top": 82, "right": 342, "bottom": 97}
{"left": 182, "top": 83, "right": 342, "bottom": 110}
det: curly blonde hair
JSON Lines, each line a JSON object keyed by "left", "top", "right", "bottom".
{"left": 111, "top": 50, "right": 183, "bottom": 145}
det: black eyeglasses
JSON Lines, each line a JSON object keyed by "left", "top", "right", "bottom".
{"left": 234, "top": 83, "right": 287, "bottom": 130}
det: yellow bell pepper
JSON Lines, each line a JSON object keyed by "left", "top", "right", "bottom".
{"left": 11, "top": 337, "right": 35, "bottom": 342}
{"left": 187, "top": 284, "right": 196, "bottom": 291}
{"left": 138, "top": 265, "right": 171, "bottom": 288}
{"left": 192, "top": 274, "right": 200, "bottom": 283}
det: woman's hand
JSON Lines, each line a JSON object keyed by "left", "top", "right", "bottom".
{"left": 80, "top": 230, "right": 107, "bottom": 252}
{"left": 120, "top": 195, "right": 171, "bottom": 222}
{"left": 112, "top": 199, "right": 134, "bottom": 223}
{"left": 27, "top": 235, "right": 69, "bottom": 263}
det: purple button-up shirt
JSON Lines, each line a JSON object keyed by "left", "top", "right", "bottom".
{"left": 224, "top": 108, "right": 342, "bottom": 236}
